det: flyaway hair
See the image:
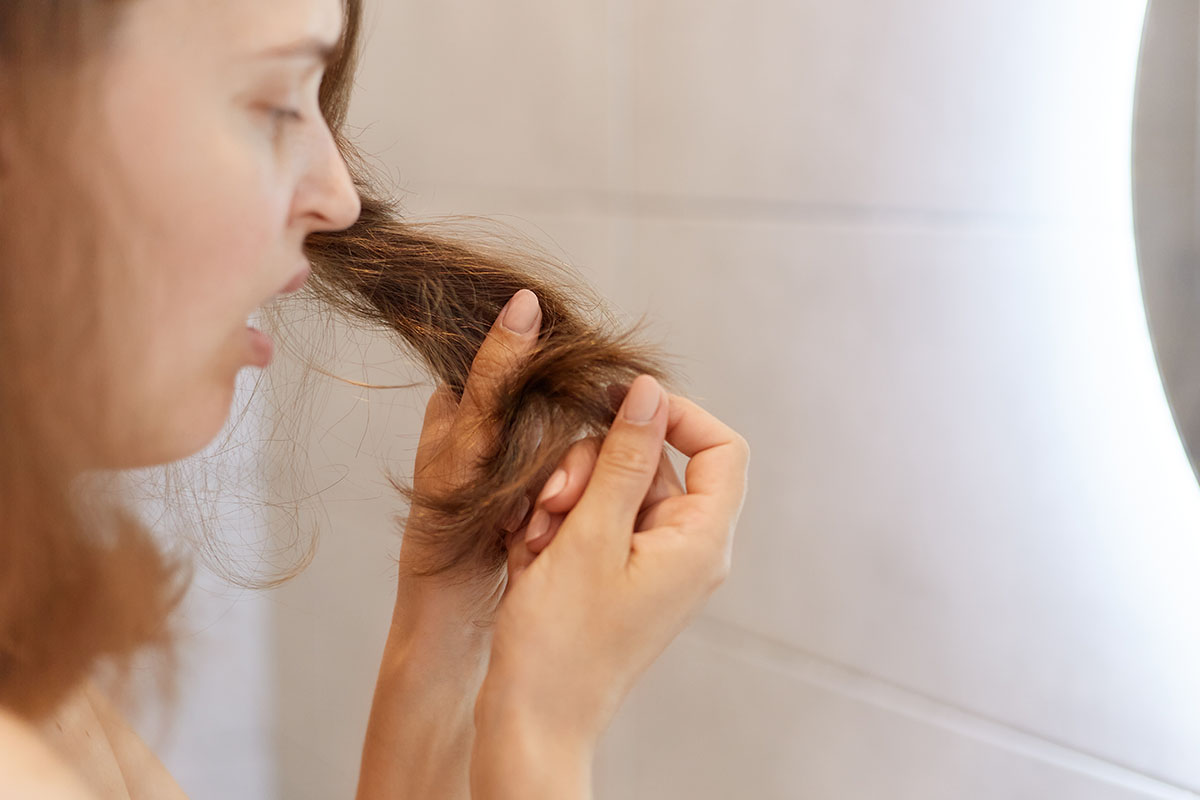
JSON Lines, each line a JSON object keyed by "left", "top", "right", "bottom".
{"left": 0, "top": 0, "right": 679, "bottom": 719}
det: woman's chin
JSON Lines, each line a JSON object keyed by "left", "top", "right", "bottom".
{"left": 103, "top": 388, "right": 240, "bottom": 470}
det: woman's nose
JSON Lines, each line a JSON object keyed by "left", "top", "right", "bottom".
{"left": 296, "top": 123, "right": 362, "bottom": 234}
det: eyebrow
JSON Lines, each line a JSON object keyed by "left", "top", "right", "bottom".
{"left": 256, "top": 36, "right": 341, "bottom": 66}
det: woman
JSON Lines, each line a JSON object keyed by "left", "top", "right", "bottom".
{"left": 0, "top": 0, "right": 750, "bottom": 797}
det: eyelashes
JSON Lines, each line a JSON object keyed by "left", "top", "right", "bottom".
{"left": 268, "top": 106, "right": 304, "bottom": 126}
{"left": 256, "top": 105, "right": 306, "bottom": 142}
{"left": 254, "top": 69, "right": 325, "bottom": 140}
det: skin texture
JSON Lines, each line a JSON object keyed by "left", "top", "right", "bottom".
{"left": 87, "top": 0, "right": 359, "bottom": 468}
{"left": 33, "top": 681, "right": 188, "bottom": 800}
{"left": 0, "top": 707, "right": 95, "bottom": 800}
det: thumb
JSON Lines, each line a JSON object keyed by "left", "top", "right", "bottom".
{"left": 419, "top": 381, "right": 458, "bottom": 439}
{"left": 563, "top": 374, "right": 668, "bottom": 561}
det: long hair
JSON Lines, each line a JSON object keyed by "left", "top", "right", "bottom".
{"left": 0, "top": 0, "right": 675, "bottom": 720}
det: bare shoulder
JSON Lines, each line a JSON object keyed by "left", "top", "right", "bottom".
{"left": 0, "top": 706, "right": 97, "bottom": 799}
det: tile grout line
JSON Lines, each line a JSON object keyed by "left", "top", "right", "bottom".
{"left": 687, "top": 613, "right": 1200, "bottom": 799}
{"left": 412, "top": 180, "right": 1129, "bottom": 237}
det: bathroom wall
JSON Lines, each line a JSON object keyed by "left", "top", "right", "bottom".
{"left": 146, "top": 1, "right": 1200, "bottom": 798}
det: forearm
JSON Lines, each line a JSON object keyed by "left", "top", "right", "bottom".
{"left": 355, "top": 580, "right": 492, "bottom": 800}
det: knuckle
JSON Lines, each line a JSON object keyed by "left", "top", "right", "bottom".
{"left": 467, "top": 356, "right": 506, "bottom": 386}
{"left": 679, "top": 538, "right": 730, "bottom": 591}
{"left": 674, "top": 504, "right": 710, "bottom": 532}
{"left": 470, "top": 339, "right": 525, "bottom": 380}
{"left": 569, "top": 435, "right": 603, "bottom": 461}
{"left": 602, "top": 442, "right": 656, "bottom": 478}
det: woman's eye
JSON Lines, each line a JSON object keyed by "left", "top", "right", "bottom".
{"left": 253, "top": 104, "right": 305, "bottom": 140}
{"left": 269, "top": 107, "right": 304, "bottom": 125}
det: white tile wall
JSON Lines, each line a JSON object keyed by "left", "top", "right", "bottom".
{"left": 629, "top": 0, "right": 1139, "bottom": 223}
{"left": 612, "top": 624, "right": 1196, "bottom": 800}
{"left": 349, "top": 0, "right": 617, "bottom": 196}
{"left": 159, "top": 0, "right": 1200, "bottom": 797}
{"left": 620, "top": 217, "right": 1200, "bottom": 789}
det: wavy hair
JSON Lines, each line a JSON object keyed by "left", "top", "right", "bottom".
{"left": 0, "top": 0, "right": 675, "bottom": 720}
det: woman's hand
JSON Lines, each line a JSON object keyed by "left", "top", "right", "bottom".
{"left": 395, "top": 287, "right": 685, "bottom": 629}
{"left": 473, "top": 375, "right": 750, "bottom": 796}
{"left": 502, "top": 431, "right": 686, "bottom": 591}
{"left": 358, "top": 288, "right": 552, "bottom": 800}
{"left": 393, "top": 288, "right": 544, "bottom": 631}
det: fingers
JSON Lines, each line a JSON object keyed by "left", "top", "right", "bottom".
{"left": 566, "top": 375, "right": 669, "bottom": 557}
{"left": 525, "top": 513, "right": 565, "bottom": 555}
{"left": 530, "top": 442, "right": 683, "bottom": 543}
{"left": 454, "top": 289, "right": 542, "bottom": 459}
{"left": 539, "top": 442, "right": 682, "bottom": 517}
{"left": 535, "top": 438, "right": 601, "bottom": 516}
{"left": 648, "top": 447, "right": 686, "bottom": 499}
{"left": 500, "top": 494, "right": 532, "bottom": 534}
{"left": 418, "top": 381, "right": 458, "bottom": 440}
{"left": 507, "top": 389, "right": 745, "bottom": 590}
{"left": 651, "top": 395, "right": 750, "bottom": 559}
{"left": 665, "top": 394, "right": 750, "bottom": 514}
{"left": 505, "top": 525, "right": 535, "bottom": 589}
{"left": 519, "top": 438, "right": 599, "bottom": 555}
{"left": 413, "top": 382, "right": 459, "bottom": 475}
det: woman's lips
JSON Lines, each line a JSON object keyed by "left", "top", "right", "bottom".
{"left": 243, "top": 263, "right": 309, "bottom": 368}
{"left": 245, "top": 324, "right": 274, "bottom": 368}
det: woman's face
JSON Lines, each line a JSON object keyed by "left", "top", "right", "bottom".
{"left": 86, "top": 0, "right": 361, "bottom": 467}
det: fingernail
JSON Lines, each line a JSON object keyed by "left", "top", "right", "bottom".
{"left": 501, "top": 289, "right": 540, "bottom": 333}
{"left": 525, "top": 507, "right": 550, "bottom": 544}
{"left": 622, "top": 375, "right": 662, "bottom": 423}
{"left": 504, "top": 495, "right": 531, "bottom": 530}
{"left": 538, "top": 469, "right": 568, "bottom": 503}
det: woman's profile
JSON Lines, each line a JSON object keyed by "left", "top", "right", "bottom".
{"left": 0, "top": 1, "right": 750, "bottom": 797}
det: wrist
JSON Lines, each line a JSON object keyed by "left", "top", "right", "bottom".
{"left": 471, "top": 688, "right": 595, "bottom": 800}
{"left": 388, "top": 573, "right": 497, "bottom": 667}
{"left": 355, "top": 578, "right": 495, "bottom": 800}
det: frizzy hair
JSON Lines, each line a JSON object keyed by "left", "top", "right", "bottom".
{"left": 301, "top": 0, "right": 677, "bottom": 580}
{"left": 304, "top": 204, "right": 676, "bottom": 578}
{"left": 0, "top": 0, "right": 678, "bottom": 718}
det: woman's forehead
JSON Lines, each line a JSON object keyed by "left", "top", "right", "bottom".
{"left": 143, "top": 0, "right": 344, "bottom": 58}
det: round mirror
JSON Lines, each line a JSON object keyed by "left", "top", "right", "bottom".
{"left": 1135, "top": 0, "right": 1200, "bottom": 485}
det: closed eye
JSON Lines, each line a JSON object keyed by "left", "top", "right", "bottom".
{"left": 269, "top": 107, "right": 304, "bottom": 124}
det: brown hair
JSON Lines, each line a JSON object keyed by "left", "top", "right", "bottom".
{"left": 0, "top": 0, "right": 676, "bottom": 721}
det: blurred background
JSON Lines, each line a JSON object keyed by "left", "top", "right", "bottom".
{"left": 128, "top": 1, "right": 1200, "bottom": 798}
